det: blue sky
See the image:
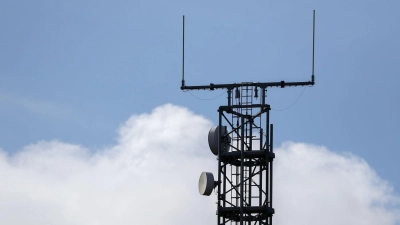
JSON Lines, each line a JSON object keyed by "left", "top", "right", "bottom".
{"left": 1, "top": 0, "right": 400, "bottom": 222}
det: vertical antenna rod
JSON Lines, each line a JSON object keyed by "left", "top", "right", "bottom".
{"left": 311, "top": 10, "right": 315, "bottom": 83}
{"left": 182, "top": 15, "right": 185, "bottom": 88}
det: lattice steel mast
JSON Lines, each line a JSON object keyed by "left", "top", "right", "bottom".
{"left": 183, "top": 11, "right": 316, "bottom": 225}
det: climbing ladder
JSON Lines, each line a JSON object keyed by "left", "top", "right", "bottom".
{"left": 230, "top": 84, "right": 255, "bottom": 224}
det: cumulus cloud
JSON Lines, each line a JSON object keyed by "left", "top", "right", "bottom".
{"left": 0, "top": 104, "right": 398, "bottom": 225}
{"left": 274, "top": 142, "right": 400, "bottom": 225}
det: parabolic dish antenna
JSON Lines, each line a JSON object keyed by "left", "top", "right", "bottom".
{"left": 208, "top": 126, "right": 231, "bottom": 155}
{"left": 198, "top": 172, "right": 215, "bottom": 196}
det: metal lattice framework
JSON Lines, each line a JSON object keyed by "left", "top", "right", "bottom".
{"left": 183, "top": 82, "right": 312, "bottom": 225}
{"left": 216, "top": 85, "right": 275, "bottom": 225}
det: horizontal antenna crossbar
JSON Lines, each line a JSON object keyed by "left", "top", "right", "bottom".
{"left": 181, "top": 80, "right": 314, "bottom": 91}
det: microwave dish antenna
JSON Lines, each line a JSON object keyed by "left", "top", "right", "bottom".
{"left": 208, "top": 126, "right": 231, "bottom": 156}
{"left": 199, "top": 172, "right": 216, "bottom": 196}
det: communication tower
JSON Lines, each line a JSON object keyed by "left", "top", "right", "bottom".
{"left": 182, "top": 11, "right": 316, "bottom": 225}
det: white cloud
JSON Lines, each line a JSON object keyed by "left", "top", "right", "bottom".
{"left": 0, "top": 104, "right": 398, "bottom": 225}
{"left": 274, "top": 142, "right": 400, "bottom": 225}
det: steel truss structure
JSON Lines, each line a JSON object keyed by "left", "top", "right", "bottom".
{"left": 217, "top": 85, "right": 275, "bottom": 225}
{"left": 183, "top": 81, "right": 313, "bottom": 225}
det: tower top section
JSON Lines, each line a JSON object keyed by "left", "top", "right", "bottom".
{"left": 180, "top": 10, "right": 316, "bottom": 92}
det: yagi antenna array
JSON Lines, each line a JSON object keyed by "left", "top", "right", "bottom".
{"left": 181, "top": 11, "right": 316, "bottom": 91}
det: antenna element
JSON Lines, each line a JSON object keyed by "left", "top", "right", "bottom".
{"left": 312, "top": 10, "right": 315, "bottom": 83}
{"left": 181, "top": 15, "right": 185, "bottom": 89}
